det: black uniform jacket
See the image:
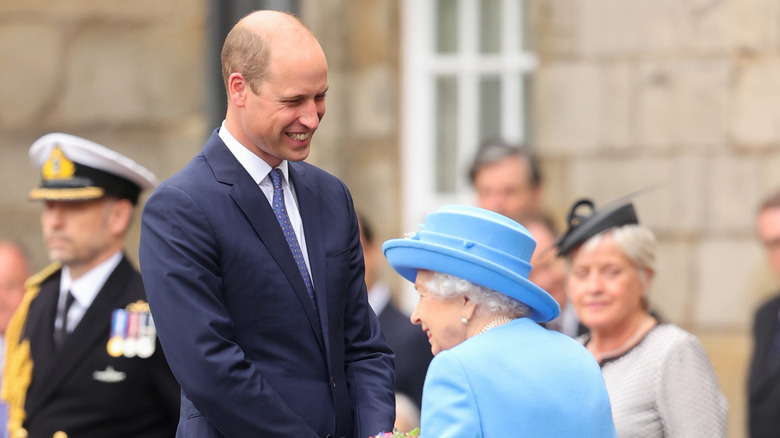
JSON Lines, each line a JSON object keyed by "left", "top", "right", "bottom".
{"left": 21, "top": 256, "right": 179, "bottom": 438}
{"left": 377, "top": 301, "right": 432, "bottom": 409}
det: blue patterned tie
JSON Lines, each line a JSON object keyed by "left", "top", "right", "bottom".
{"left": 269, "top": 169, "right": 317, "bottom": 311}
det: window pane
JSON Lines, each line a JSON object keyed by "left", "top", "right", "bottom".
{"left": 436, "top": 76, "right": 458, "bottom": 193}
{"left": 479, "top": 76, "right": 501, "bottom": 141}
{"left": 480, "top": 0, "right": 501, "bottom": 53}
{"left": 520, "top": 0, "right": 531, "bottom": 51}
{"left": 522, "top": 73, "right": 533, "bottom": 141}
{"left": 436, "top": 0, "right": 458, "bottom": 53}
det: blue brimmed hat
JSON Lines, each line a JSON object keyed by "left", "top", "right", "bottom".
{"left": 382, "top": 205, "right": 560, "bottom": 323}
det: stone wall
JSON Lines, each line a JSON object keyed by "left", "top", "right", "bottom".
{"left": 0, "top": 0, "right": 209, "bottom": 269}
{"left": 302, "top": 0, "right": 401, "bottom": 243}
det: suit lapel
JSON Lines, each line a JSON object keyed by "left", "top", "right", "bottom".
{"left": 25, "top": 258, "right": 134, "bottom": 419}
{"left": 204, "top": 134, "right": 325, "bottom": 350}
{"left": 290, "top": 164, "right": 331, "bottom": 355}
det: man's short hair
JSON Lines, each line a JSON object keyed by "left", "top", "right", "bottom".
{"left": 467, "top": 138, "right": 542, "bottom": 188}
{"left": 759, "top": 188, "right": 780, "bottom": 213}
{"left": 357, "top": 211, "right": 375, "bottom": 244}
{"left": 517, "top": 210, "right": 559, "bottom": 237}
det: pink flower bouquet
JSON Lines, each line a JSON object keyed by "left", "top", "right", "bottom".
{"left": 370, "top": 427, "right": 420, "bottom": 438}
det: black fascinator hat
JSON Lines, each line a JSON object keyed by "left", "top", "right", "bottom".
{"left": 556, "top": 199, "right": 639, "bottom": 256}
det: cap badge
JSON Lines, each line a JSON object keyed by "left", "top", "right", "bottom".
{"left": 41, "top": 145, "right": 76, "bottom": 181}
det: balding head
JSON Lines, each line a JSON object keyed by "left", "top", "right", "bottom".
{"left": 221, "top": 10, "right": 320, "bottom": 95}
{"left": 220, "top": 9, "right": 328, "bottom": 166}
{"left": 0, "top": 241, "right": 29, "bottom": 334}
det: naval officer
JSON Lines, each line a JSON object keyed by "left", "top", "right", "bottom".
{"left": 2, "top": 133, "right": 179, "bottom": 438}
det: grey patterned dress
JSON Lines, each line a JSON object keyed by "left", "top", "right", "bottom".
{"left": 580, "top": 324, "right": 728, "bottom": 438}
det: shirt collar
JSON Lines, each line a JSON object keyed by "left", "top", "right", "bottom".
{"left": 367, "top": 281, "right": 392, "bottom": 316}
{"left": 61, "top": 251, "right": 123, "bottom": 308}
{"left": 218, "top": 121, "right": 290, "bottom": 184}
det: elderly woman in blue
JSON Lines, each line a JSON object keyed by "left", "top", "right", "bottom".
{"left": 383, "top": 206, "right": 617, "bottom": 437}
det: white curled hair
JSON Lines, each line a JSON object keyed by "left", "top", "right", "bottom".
{"left": 424, "top": 272, "right": 530, "bottom": 319}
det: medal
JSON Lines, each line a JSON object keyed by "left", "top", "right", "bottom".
{"left": 107, "top": 309, "right": 128, "bottom": 357}
{"left": 136, "top": 311, "right": 156, "bottom": 358}
{"left": 123, "top": 310, "right": 140, "bottom": 358}
{"left": 106, "top": 301, "right": 156, "bottom": 359}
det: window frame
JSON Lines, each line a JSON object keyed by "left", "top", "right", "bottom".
{"left": 400, "top": 0, "right": 538, "bottom": 234}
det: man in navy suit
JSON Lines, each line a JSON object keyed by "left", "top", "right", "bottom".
{"left": 749, "top": 189, "right": 780, "bottom": 438}
{"left": 139, "top": 10, "right": 395, "bottom": 438}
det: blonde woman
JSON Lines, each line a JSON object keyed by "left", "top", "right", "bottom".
{"left": 557, "top": 199, "right": 728, "bottom": 438}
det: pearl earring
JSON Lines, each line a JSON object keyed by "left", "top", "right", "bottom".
{"left": 461, "top": 317, "right": 468, "bottom": 325}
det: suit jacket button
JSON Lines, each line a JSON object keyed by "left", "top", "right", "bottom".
{"left": 325, "top": 434, "right": 335, "bottom": 438}
{"left": 330, "top": 377, "right": 336, "bottom": 388}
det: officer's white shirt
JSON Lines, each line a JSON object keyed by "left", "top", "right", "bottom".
{"left": 56, "top": 250, "right": 123, "bottom": 334}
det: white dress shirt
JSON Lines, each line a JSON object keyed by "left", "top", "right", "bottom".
{"left": 367, "top": 281, "right": 392, "bottom": 317}
{"left": 56, "top": 250, "right": 123, "bottom": 334}
{"left": 218, "top": 122, "right": 313, "bottom": 281}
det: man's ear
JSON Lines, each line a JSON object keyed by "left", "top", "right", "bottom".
{"left": 228, "top": 72, "right": 249, "bottom": 107}
{"left": 108, "top": 198, "right": 134, "bottom": 236}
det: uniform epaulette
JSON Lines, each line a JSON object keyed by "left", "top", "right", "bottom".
{"left": 23, "top": 262, "right": 61, "bottom": 290}
{"left": 3, "top": 262, "right": 60, "bottom": 437}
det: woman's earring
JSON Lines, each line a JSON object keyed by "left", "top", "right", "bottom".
{"left": 461, "top": 317, "right": 468, "bottom": 325}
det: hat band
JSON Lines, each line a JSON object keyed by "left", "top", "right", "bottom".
{"left": 29, "top": 187, "right": 105, "bottom": 201}
{"left": 35, "top": 162, "right": 142, "bottom": 204}
{"left": 415, "top": 230, "right": 531, "bottom": 277}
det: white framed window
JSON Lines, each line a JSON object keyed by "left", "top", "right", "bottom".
{"left": 399, "top": 0, "right": 537, "bottom": 311}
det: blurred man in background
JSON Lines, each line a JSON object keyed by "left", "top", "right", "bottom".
{"left": 521, "top": 213, "right": 584, "bottom": 338}
{"left": 359, "top": 213, "right": 432, "bottom": 412}
{"left": 468, "top": 138, "right": 543, "bottom": 222}
{"left": 2, "top": 133, "right": 179, "bottom": 438}
{"left": 468, "top": 139, "right": 584, "bottom": 335}
{"left": 748, "top": 189, "right": 780, "bottom": 438}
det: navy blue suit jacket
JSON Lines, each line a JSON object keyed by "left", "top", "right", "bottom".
{"left": 139, "top": 130, "right": 395, "bottom": 438}
{"left": 748, "top": 293, "right": 780, "bottom": 438}
{"left": 377, "top": 301, "right": 432, "bottom": 409}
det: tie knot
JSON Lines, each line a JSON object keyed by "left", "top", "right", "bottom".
{"left": 270, "top": 168, "right": 283, "bottom": 191}
{"left": 64, "top": 290, "right": 76, "bottom": 308}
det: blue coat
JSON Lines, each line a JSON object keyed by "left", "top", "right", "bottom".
{"left": 139, "top": 130, "right": 395, "bottom": 438}
{"left": 420, "top": 318, "right": 616, "bottom": 437}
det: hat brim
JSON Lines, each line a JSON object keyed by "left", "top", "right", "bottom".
{"left": 29, "top": 187, "right": 105, "bottom": 202}
{"left": 384, "top": 239, "right": 560, "bottom": 323}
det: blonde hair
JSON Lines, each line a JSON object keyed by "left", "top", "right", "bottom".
{"left": 577, "top": 225, "right": 656, "bottom": 308}
{"left": 582, "top": 225, "right": 655, "bottom": 270}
